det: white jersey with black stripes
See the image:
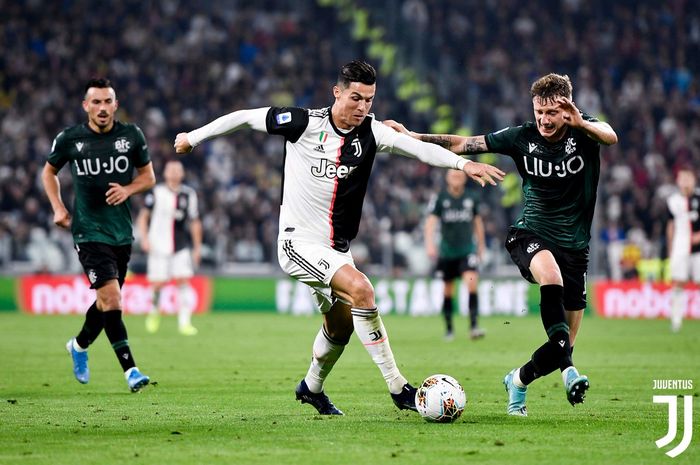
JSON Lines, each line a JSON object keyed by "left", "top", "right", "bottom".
{"left": 187, "top": 105, "right": 468, "bottom": 252}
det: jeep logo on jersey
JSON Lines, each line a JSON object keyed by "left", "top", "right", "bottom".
{"left": 311, "top": 158, "right": 354, "bottom": 179}
{"left": 114, "top": 138, "right": 131, "bottom": 153}
{"left": 523, "top": 154, "right": 584, "bottom": 178}
{"left": 74, "top": 155, "right": 130, "bottom": 176}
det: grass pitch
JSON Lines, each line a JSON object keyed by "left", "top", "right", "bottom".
{"left": 0, "top": 312, "right": 698, "bottom": 464}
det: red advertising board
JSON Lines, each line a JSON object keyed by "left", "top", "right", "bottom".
{"left": 18, "top": 275, "right": 212, "bottom": 315}
{"left": 594, "top": 280, "right": 700, "bottom": 319}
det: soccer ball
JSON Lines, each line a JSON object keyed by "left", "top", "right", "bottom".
{"left": 415, "top": 374, "right": 467, "bottom": 423}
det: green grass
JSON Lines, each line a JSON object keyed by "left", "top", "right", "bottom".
{"left": 0, "top": 312, "right": 698, "bottom": 465}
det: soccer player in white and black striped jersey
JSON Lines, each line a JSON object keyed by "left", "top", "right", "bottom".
{"left": 174, "top": 60, "right": 505, "bottom": 416}
{"left": 666, "top": 167, "right": 700, "bottom": 332}
{"left": 137, "top": 160, "right": 202, "bottom": 336}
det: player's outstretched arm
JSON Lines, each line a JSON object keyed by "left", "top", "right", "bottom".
{"left": 383, "top": 120, "right": 489, "bottom": 155}
{"left": 174, "top": 107, "right": 270, "bottom": 153}
{"left": 382, "top": 120, "right": 504, "bottom": 186}
{"left": 389, "top": 131, "right": 504, "bottom": 187}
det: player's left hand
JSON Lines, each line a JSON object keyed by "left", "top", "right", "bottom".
{"left": 463, "top": 162, "right": 505, "bottom": 187}
{"left": 557, "top": 97, "right": 584, "bottom": 128}
{"left": 106, "top": 183, "right": 129, "bottom": 205}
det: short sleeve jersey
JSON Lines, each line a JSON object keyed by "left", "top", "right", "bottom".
{"left": 263, "top": 106, "right": 401, "bottom": 252}
{"left": 143, "top": 183, "right": 199, "bottom": 254}
{"left": 486, "top": 114, "right": 601, "bottom": 250}
{"left": 427, "top": 188, "right": 480, "bottom": 259}
{"left": 48, "top": 121, "right": 150, "bottom": 245}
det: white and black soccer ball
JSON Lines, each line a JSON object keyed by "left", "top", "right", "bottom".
{"left": 415, "top": 374, "right": 467, "bottom": 423}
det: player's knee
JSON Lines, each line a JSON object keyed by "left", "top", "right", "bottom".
{"left": 97, "top": 291, "right": 122, "bottom": 311}
{"left": 538, "top": 270, "right": 563, "bottom": 286}
{"left": 344, "top": 274, "right": 375, "bottom": 308}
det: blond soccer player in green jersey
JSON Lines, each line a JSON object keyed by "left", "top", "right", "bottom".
{"left": 386, "top": 73, "right": 618, "bottom": 416}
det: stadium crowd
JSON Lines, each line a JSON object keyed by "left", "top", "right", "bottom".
{"left": 1, "top": 0, "right": 698, "bottom": 280}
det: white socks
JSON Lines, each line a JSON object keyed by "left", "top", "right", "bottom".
{"left": 562, "top": 366, "right": 578, "bottom": 385}
{"left": 352, "top": 307, "right": 407, "bottom": 394}
{"left": 513, "top": 367, "right": 526, "bottom": 388}
{"left": 72, "top": 338, "right": 87, "bottom": 352}
{"left": 304, "top": 326, "right": 346, "bottom": 393}
{"left": 671, "top": 287, "right": 685, "bottom": 332}
{"left": 177, "top": 284, "right": 193, "bottom": 328}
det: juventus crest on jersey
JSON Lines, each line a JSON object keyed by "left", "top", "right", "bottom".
{"left": 265, "top": 106, "right": 401, "bottom": 252}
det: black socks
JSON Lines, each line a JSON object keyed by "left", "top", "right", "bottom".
{"left": 103, "top": 310, "right": 136, "bottom": 372}
{"left": 442, "top": 296, "right": 453, "bottom": 332}
{"left": 468, "top": 292, "right": 479, "bottom": 329}
{"left": 519, "top": 285, "right": 572, "bottom": 385}
{"left": 75, "top": 301, "right": 104, "bottom": 349}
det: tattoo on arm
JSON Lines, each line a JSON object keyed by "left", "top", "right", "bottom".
{"left": 460, "top": 137, "right": 487, "bottom": 154}
{"left": 419, "top": 135, "right": 453, "bottom": 149}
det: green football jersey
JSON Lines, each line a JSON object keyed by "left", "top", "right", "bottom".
{"left": 485, "top": 114, "right": 600, "bottom": 250}
{"left": 427, "top": 188, "right": 480, "bottom": 259}
{"left": 48, "top": 121, "right": 150, "bottom": 245}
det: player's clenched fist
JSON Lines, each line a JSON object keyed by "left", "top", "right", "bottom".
{"left": 174, "top": 133, "right": 193, "bottom": 154}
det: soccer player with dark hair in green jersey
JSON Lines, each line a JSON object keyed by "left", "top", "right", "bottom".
{"left": 385, "top": 73, "right": 618, "bottom": 415}
{"left": 42, "top": 78, "right": 156, "bottom": 392}
{"left": 425, "top": 169, "right": 486, "bottom": 341}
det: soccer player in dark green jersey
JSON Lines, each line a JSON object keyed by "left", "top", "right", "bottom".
{"left": 425, "top": 170, "right": 486, "bottom": 341}
{"left": 41, "top": 78, "right": 156, "bottom": 392}
{"left": 386, "top": 73, "right": 618, "bottom": 416}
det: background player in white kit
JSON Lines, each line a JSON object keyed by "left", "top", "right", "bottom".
{"left": 137, "top": 159, "right": 202, "bottom": 336}
{"left": 174, "top": 60, "right": 504, "bottom": 415}
{"left": 666, "top": 167, "right": 700, "bottom": 332}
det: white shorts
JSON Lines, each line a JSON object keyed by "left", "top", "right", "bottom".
{"left": 278, "top": 238, "right": 354, "bottom": 313}
{"left": 669, "top": 252, "right": 700, "bottom": 283}
{"left": 147, "top": 248, "right": 194, "bottom": 282}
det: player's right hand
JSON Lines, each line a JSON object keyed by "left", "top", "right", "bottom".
{"left": 174, "top": 132, "right": 193, "bottom": 154}
{"left": 53, "top": 209, "right": 71, "bottom": 229}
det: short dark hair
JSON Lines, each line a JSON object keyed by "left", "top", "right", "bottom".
{"left": 84, "top": 77, "right": 113, "bottom": 96}
{"left": 337, "top": 60, "right": 376, "bottom": 87}
{"left": 530, "top": 73, "right": 572, "bottom": 102}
